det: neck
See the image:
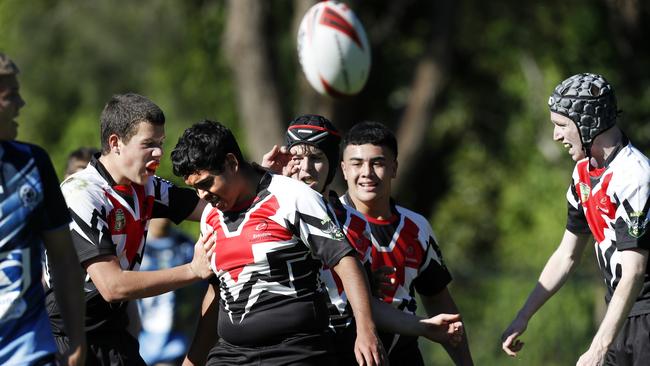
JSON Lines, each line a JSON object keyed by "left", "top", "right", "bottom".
{"left": 589, "top": 127, "right": 623, "bottom": 168}
{"left": 234, "top": 162, "right": 263, "bottom": 206}
{"left": 349, "top": 194, "right": 392, "bottom": 220}
{"left": 98, "top": 154, "right": 130, "bottom": 185}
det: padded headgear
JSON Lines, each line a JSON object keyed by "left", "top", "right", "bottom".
{"left": 548, "top": 73, "right": 618, "bottom": 152}
{"left": 286, "top": 114, "right": 341, "bottom": 189}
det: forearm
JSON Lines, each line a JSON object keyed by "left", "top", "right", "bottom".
{"left": 589, "top": 267, "right": 644, "bottom": 352}
{"left": 45, "top": 238, "right": 86, "bottom": 349}
{"left": 89, "top": 260, "right": 201, "bottom": 302}
{"left": 333, "top": 256, "right": 376, "bottom": 334}
{"left": 517, "top": 246, "right": 580, "bottom": 321}
{"left": 184, "top": 284, "right": 220, "bottom": 366}
{"left": 371, "top": 297, "right": 426, "bottom": 336}
{"left": 422, "top": 290, "right": 473, "bottom": 366}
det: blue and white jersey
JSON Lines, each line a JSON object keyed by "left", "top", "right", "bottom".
{"left": 0, "top": 141, "right": 71, "bottom": 365}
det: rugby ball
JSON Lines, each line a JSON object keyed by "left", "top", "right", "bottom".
{"left": 297, "top": 1, "right": 371, "bottom": 97}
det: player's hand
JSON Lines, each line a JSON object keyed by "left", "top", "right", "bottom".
{"left": 576, "top": 346, "right": 607, "bottom": 366}
{"left": 261, "top": 145, "right": 293, "bottom": 175}
{"left": 190, "top": 230, "right": 216, "bottom": 279}
{"left": 371, "top": 266, "right": 396, "bottom": 298}
{"left": 64, "top": 343, "right": 86, "bottom": 366}
{"left": 501, "top": 316, "right": 528, "bottom": 357}
{"left": 421, "top": 313, "right": 463, "bottom": 345}
{"left": 354, "top": 325, "right": 388, "bottom": 366}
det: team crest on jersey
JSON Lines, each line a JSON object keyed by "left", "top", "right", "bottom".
{"left": 19, "top": 184, "right": 39, "bottom": 209}
{"left": 114, "top": 209, "right": 126, "bottom": 231}
{"left": 626, "top": 211, "right": 647, "bottom": 238}
{"left": 321, "top": 217, "right": 344, "bottom": 240}
{"left": 578, "top": 182, "right": 591, "bottom": 203}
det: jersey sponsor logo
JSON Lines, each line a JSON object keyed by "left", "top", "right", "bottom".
{"left": 321, "top": 217, "right": 344, "bottom": 240}
{"left": 19, "top": 184, "right": 38, "bottom": 209}
{"left": 579, "top": 182, "right": 590, "bottom": 203}
{"left": 626, "top": 211, "right": 647, "bottom": 238}
{"left": 114, "top": 208, "right": 126, "bottom": 231}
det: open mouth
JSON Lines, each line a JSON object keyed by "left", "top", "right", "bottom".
{"left": 145, "top": 161, "right": 160, "bottom": 175}
{"left": 302, "top": 177, "right": 318, "bottom": 187}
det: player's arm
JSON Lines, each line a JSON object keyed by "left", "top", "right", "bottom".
{"left": 576, "top": 248, "right": 648, "bottom": 365}
{"left": 332, "top": 256, "right": 387, "bottom": 366}
{"left": 185, "top": 199, "right": 208, "bottom": 222}
{"left": 85, "top": 232, "right": 215, "bottom": 302}
{"left": 183, "top": 282, "right": 220, "bottom": 366}
{"left": 501, "top": 229, "right": 591, "bottom": 356}
{"left": 371, "top": 297, "right": 463, "bottom": 344}
{"left": 421, "top": 288, "right": 473, "bottom": 365}
{"left": 42, "top": 227, "right": 86, "bottom": 366}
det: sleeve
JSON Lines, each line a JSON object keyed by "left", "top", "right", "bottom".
{"left": 412, "top": 226, "right": 452, "bottom": 296}
{"left": 151, "top": 176, "right": 200, "bottom": 224}
{"left": 61, "top": 179, "right": 116, "bottom": 264}
{"left": 613, "top": 176, "right": 650, "bottom": 251}
{"left": 566, "top": 181, "right": 590, "bottom": 234}
{"left": 288, "top": 185, "right": 355, "bottom": 268}
{"left": 32, "top": 145, "right": 71, "bottom": 231}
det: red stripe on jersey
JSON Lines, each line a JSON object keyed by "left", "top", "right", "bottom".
{"left": 328, "top": 214, "right": 370, "bottom": 295}
{"left": 371, "top": 217, "right": 424, "bottom": 303}
{"left": 104, "top": 185, "right": 153, "bottom": 265}
{"left": 207, "top": 196, "right": 293, "bottom": 282}
{"left": 577, "top": 165, "right": 616, "bottom": 243}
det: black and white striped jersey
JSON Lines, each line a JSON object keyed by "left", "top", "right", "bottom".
{"left": 45, "top": 156, "right": 198, "bottom": 334}
{"left": 567, "top": 140, "right": 650, "bottom": 316}
{"left": 200, "top": 172, "right": 354, "bottom": 346}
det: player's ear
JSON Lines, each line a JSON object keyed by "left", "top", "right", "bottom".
{"left": 108, "top": 134, "right": 121, "bottom": 155}
{"left": 225, "top": 153, "right": 239, "bottom": 173}
{"left": 340, "top": 160, "right": 348, "bottom": 180}
{"left": 392, "top": 159, "right": 398, "bottom": 179}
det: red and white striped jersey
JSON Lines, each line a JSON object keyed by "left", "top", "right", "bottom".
{"left": 341, "top": 194, "right": 452, "bottom": 353}
{"left": 566, "top": 140, "right": 650, "bottom": 316}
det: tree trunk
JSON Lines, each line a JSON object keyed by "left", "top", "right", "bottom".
{"left": 393, "top": 0, "right": 456, "bottom": 194}
{"left": 224, "top": 0, "right": 285, "bottom": 161}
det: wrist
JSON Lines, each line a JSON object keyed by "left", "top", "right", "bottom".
{"left": 188, "top": 262, "right": 201, "bottom": 280}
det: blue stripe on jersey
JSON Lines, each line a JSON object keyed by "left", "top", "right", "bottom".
{"left": 1, "top": 142, "right": 57, "bottom": 365}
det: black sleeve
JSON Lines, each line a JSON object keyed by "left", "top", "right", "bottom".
{"left": 566, "top": 184, "right": 590, "bottom": 234}
{"left": 151, "top": 177, "right": 199, "bottom": 224}
{"left": 32, "top": 145, "right": 71, "bottom": 231}
{"left": 290, "top": 190, "right": 355, "bottom": 268}
{"left": 413, "top": 236, "right": 452, "bottom": 296}
{"left": 614, "top": 193, "right": 650, "bottom": 251}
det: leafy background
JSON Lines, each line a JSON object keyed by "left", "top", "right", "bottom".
{"left": 3, "top": 0, "right": 650, "bottom": 364}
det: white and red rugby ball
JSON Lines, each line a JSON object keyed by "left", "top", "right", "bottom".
{"left": 297, "top": 1, "right": 371, "bottom": 97}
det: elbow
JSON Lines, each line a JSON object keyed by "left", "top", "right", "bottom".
{"left": 97, "top": 282, "right": 131, "bottom": 303}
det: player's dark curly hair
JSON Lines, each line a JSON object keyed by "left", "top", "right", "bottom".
{"left": 342, "top": 121, "right": 398, "bottom": 158}
{"left": 171, "top": 119, "right": 245, "bottom": 178}
{"left": 100, "top": 93, "right": 165, "bottom": 154}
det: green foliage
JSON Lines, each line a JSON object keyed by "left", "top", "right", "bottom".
{"left": 4, "top": 0, "right": 650, "bottom": 364}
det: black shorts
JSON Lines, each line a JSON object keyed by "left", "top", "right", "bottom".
{"left": 206, "top": 333, "right": 335, "bottom": 366}
{"left": 54, "top": 331, "right": 146, "bottom": 366}
{"left": 604, "top": 313, "right": 650, "bottom": 366}
{"left": 331, "top": 324, "right": 358, "bottom": 366}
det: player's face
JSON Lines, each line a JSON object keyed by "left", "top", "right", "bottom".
{"left": 551, "top": 112, "right": 585, "bottom": 161}
{"left": 289, "top": 144, "right": 330, "bottom": 193}
{"left": 184, "top": 156, "right": 241, "bottom": 211}
{"left": 341, "top": 143, "right": 397, "bottom": 206}
{"left": 117, "top": 121, "right": 165, "bottom": 185}
{"left": 0, "top": 75, "right": 26, "bottom": 140}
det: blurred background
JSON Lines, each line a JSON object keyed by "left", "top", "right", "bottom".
{"left": 3, "top": 0, "right": 650, "bottom": 364}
